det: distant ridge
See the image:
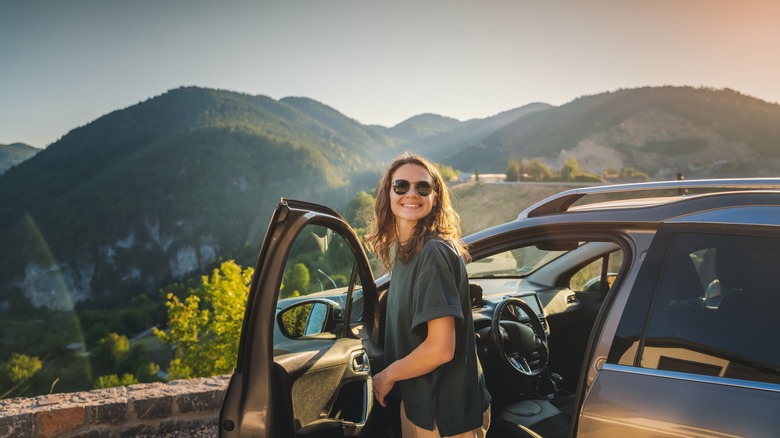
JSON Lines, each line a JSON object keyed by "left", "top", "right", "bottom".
{"left": 451, "top": 86, "right": 780, "bottom": 178}
{"left": 387, "top": 113, "right": 462, "bottom": 142}
{"left": 0, "top": 142, "right": 39, "bottom": 174}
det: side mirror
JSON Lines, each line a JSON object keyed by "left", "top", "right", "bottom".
{"left": 277, "top": 299, "right": 343, "bottom": 339}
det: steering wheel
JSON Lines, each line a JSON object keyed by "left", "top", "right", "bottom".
{"left": 489, "top": 297, "right": 549, "bottom": 377}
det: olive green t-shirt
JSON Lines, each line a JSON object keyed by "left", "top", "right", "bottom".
{"left": 384, "top": 238, "right": 491, "bottom": 436}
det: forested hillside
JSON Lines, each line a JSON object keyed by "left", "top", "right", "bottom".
{"left": 0, "top": 88, "right": 392, "bottom": 312}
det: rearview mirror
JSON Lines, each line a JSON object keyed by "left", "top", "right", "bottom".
{"left": 535, "top": 240, "right": 580, "bottom": 251}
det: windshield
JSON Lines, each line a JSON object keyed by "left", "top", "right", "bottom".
{"left": 467, "top": 245, "right": 572, "bottom": 278}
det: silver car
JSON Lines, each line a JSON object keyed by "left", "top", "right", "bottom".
{"left": 220, "top": 179, "right": 780, "bottom": 437}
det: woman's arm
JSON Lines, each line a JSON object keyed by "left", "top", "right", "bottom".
{"left": 373, "top": 316, "right": 456, "bottom": 407}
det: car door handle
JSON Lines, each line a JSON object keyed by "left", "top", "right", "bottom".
{"left": 351, "top": 351, "right": 370, "bottom": 373}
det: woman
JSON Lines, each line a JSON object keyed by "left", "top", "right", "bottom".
{"left": 367, "top": 153, "right": 491, "bottom": 438}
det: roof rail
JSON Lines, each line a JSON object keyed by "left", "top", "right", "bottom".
{"left": 518, "top": 178, "right": 780, "bottom": 219}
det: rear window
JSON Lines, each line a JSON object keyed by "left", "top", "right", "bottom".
{"left": 613, "top": 231, "right": 780, "bottom": 385}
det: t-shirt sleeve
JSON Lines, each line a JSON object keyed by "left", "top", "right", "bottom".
{"left": 410, "top": 245, "right": 465, "bottom": 332}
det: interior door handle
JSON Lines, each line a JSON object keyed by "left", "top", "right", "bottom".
{"left": 351, "top": 351, "right": 370, "bottom": 373}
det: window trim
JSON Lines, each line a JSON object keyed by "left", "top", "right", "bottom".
{"left": 602, "top": 363, "right": 780, "bottom": 394}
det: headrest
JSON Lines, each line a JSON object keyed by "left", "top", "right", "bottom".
{"left": 469, "top": 282, "right": 484, "bottom": 308}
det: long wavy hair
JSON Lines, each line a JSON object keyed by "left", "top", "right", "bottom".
{"left": 365, "top": 153, "right": 469, "bottom": 273}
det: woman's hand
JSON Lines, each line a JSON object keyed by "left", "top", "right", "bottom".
{"left": 373, "top": 316, "right": 455, "bottom": 407}
{"left": 373, "top": 369, "right": 395, "bottom": 407}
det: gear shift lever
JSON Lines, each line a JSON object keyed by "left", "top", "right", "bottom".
{"left": 549, "top": 372, "right": 563, "bottom": 395}
{"left": 538, "top": 369, "right": 563, "bottom": 397}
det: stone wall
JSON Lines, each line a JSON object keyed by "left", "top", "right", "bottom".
{"left": 0, "top": 375, "right": 229, "bottom": 438}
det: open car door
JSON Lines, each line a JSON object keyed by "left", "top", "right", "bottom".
{"left": 220, "top": 199, "right": 380, "bottom": 437}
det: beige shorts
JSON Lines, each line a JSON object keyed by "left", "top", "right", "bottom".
{"left": 400, "top": 401, "right": 491, "bottom": 438}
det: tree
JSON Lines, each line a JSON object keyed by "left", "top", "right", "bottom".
{"left": 561, "top": 156, "right": 580, "bottom": 182}
{"left": 282, "top": 263, "right": 310, "bottom": 298}
{"left": 154, "top": 260, "right": 253, "bottom": 379}
{"left": 436, "top": 163, "right": 460, "bottom": 182}
{"left": 506, "top": 160, "right": 521, "bottom": 182}
{"left": 138, "top": 362, "right": 161, "bottom": 382}
{"left": 345, "top": 191, "right": 375, "bottom": 228}
{"left": 620, "top": 167, "right": 650, "bottom": 181}
{"left": 94, "top": 373, "right": 138, "bottom": 389}
{"left": 90, "top": 332, "right": 130, "bottom": 377}
{"left": 526, "top": 159, "right": 552, "bottom": 181}
{"left": 2, "top": 353, "right": 42, "bottom": 384}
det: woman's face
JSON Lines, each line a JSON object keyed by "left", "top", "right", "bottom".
{"left": 389, "top": 164, "right": 436, "bottom": 234}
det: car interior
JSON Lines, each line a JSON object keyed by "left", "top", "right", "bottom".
{"left": 464, "top": 238, "right": 624, "bottom": 437}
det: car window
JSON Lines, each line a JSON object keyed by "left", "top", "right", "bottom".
{"left": 640, "top": 232, "right": 780, "bottom": 384}
{"left": 274, "top": 224, "right": 361, "bottom": 345}
{"left": 569, "top": 250, "right": 623, "bottom": 292}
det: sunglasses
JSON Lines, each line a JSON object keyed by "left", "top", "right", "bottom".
{"left": 392, "top": 179, "right": 434, "bottom": 197}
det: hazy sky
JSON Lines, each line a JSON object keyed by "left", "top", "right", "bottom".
{"left": 2, "top": 0, "right": 779, "bottom": 148}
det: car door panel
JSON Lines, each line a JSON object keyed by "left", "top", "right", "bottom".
{"left": 580, "top": 364, "right": 780, "bottom": 437}
{"left": 275, "top": 339, "right": 372, "bottom": 433}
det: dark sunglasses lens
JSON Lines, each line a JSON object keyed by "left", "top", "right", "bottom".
{"left": 392, "top": 179, "right": 433, "bottom": 196}
{"left": 416, "top": 181, "right": 433, "bottom": 196}
{"left": 392, "top": 180, "right": 410, "bottom": 195}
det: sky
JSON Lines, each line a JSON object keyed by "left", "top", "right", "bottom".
{"left": 2, "top": 0, "right": 780, "bottom": 148}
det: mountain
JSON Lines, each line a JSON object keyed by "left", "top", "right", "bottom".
{"left": 0, "top": 143, "right": 39, "bottom": 174}
{"left": 449, "top": 87, "right": 780, "bottom": 178}
{"left": 2, "top": 85, "right": 780, "bottom": 313}
{"left": 0, "top": 87, "right": 407, "bottom": 311}
{"left": 386, "top": 113, "right": 462, "bottom": 142}
{"left": 400, "top": 104, "right": 552, "bottom": 161}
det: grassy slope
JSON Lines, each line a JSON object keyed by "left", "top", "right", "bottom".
{"left": 452, "top": 181, "right": 585, "bottom": 235}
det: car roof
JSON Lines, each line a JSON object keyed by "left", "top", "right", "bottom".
{"left": 518, "top": 178, "right": 780, "bottom": 218}
{"left": 669, "top": 205, "right": 780, "bottom": 227}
